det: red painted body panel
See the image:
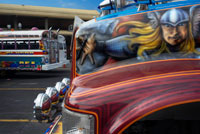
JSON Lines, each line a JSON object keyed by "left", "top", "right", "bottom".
{"left": 65, "top": 59, "right": 200, "bottom": 134}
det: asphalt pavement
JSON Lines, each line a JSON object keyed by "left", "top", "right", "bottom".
{"left": 0, "top": 66, "right": 71, "bottom": 134}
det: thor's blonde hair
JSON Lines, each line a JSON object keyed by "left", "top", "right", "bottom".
{"left": 116, "top": 21, "right": 197, "bottom": 57}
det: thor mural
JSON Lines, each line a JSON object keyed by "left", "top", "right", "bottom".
{"left": 75, "top": 5, "right": 200, "bottom": 74}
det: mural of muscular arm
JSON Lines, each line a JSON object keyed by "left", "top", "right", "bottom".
{"left": 80, "top": 34, "right": 138, "bottom": 65}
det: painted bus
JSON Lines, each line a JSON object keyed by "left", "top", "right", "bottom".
{"left": 34, "top": 0, "right": 200, "bottom": 134}
{"left": 0, "top": 30, "right": 68, "bottom": 71}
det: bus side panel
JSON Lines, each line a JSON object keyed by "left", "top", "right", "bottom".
{"left": 0, "top": 57, "right": 43, "bottom": 70}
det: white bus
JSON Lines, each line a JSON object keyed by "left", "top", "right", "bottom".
{"left": 0, "top": 30, "right": 68, "bottom": 71}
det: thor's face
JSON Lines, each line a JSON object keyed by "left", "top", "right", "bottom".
{"left": 161, "top": 22, "right": 188, "bottom": 46}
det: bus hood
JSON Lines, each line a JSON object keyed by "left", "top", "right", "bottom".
{"left": 71, "top": 58, "right": 200, "bottom": 89}
{"left": 65, "top": 58, "right": 200, "bottom": 133}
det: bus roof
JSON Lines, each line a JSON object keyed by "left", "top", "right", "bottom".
{"left": 0, "top": 30, "right": 51, "bottom": 40}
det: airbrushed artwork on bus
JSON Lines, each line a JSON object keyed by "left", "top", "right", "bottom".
{"left": 76, "top": 5, "right": 200, "bottom": 74}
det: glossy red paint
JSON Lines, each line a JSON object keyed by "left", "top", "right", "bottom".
{"left": 42, "top": 99, "right": 51, "bottom": 111}
{"left": 65, "top": 59, "right": 200, "bottom": 134}
{"left": 72, "top": 59, "right": 200, "bottom": 89}
{"left": 51, "top": 93, "right": 59, "bottom": 104}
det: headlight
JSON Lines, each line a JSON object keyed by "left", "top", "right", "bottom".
{"left": 62, "top": 107, "right": 95, "bottom": 134}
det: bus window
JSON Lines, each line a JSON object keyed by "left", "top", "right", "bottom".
{"left": 29, "top": 35, "right": 34, "bottom": 38}
{"left": 15, "top": 35, "right": 21, "bottom": 38}
{"left": 17, "top": 41, "right": 28, "bottom": 49}
{"left": 22, "top": 35, "right": 29, "bottom": 38}
{"left": 8, "top": 35, "right": 14, "bottom": 38}
{"left": 4, "top": 42, "right": 16, "bottom": 50}
{"left": 30, "top": 41, "right": 39, "bottom": 49}
{"left": 0, "top": 42, "right": 3, "bottom": 49}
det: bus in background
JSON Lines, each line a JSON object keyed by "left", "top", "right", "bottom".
{"left": 57, "top": 34, "right": 68, "bottom": 68}
{"left": 0, "top": 30, "right": 68, "bottom": 71}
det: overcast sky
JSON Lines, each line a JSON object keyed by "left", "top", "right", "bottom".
{"left": 0, "top": 0, "right": 102, "bottom": 10}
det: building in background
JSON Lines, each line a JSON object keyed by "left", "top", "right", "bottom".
{"left": 0, "top": 4, "right": 99, "bottom": 45}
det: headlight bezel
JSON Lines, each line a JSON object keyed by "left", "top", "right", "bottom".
{"left": 62, "top": 106, "right": 95, "bottom": 134}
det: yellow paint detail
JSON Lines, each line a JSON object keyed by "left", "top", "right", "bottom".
{"left": 0, "top": 119, "right": 29, "bottom": 122}
{"left": 31, "top": 61, "right": 35, "bottom": 64}
{"left": 19, "top": 61, "right": 24, "bottom": 64}
{"left": 42, "top": 108, "right": 51, "bottom": 114}
{"left": 52, "top": 100, "right": 59, "bottom": 105}
{"left": 25, "top": 61, "right": 30, "bottom": 64}
{"left": 54, "top": 122, "right": 63, "bottom": 134}
{"left": 0, "top": 119, "right": 48, "bottom": 123}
